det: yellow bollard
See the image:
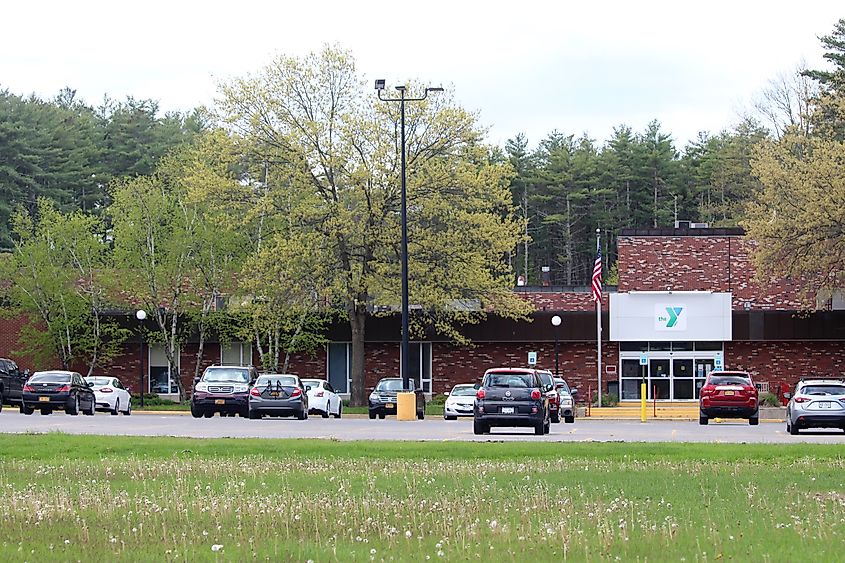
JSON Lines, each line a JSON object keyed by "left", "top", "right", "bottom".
{"left": 640, "top": 382, "right": 647, "bottom": 422}
{"left": 396, "top": 392, "right": 416, "bottom": 421}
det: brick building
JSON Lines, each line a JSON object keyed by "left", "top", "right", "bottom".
{"left": 2, "top": 227, "right": 843, "bottom": 400}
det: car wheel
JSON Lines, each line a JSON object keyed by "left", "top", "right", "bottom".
{"left": 322, "top": 407, "right": 330, "bottom": 418}
{"left": 473, "top": 420, "right": 487, "bottom": 435}
{"left": 334, "top": 403, "right": 342, "bottom": 419}
{"left": 248, "top": 409, "right": 260, "bottom": 420}
{"left": 417, "top": 410, "right": 425, "bottom": 420}
{"left": 41, "top": 409, "right": 51, "bottom": 415}
{"left": 749, "top": 417, "right": 759, "bottom": 426}
{"left": 111, "top": 400, "right": 120, "bottom": 416}
{"left": 534, "top": 420, "right": 545, "bottom": 435}
{"left": 22, "top": 405, "right": 33, "bottom": 415}
{"left": 564, "top": 416, "right": 575, "bottom": 424}
{"left": 368, "top": 411, "right": 376, "bottom": 420}
{"left": 699, "top": 415, "right": 709, "bottom": 425}
{"left": 67, "top": 395, "right": 80, "bottom": 416}
{"left": 297, "top": 408, "right": 307, "bottom": 420}
{"left": 444, "top": 415, "right": 457, "bottom": 421}
{"left": 84, "top": 400, "right": 95, "bottom": 415}
{"left": 203, "top": 411, "right": 214, "bottom": 418}
{"left": 551, "top": 412, "right": 560, "bottom": 423}
{"left": 378, "top": 413, "right": 386, "bottom": 420}
{"left": 190, "top": 403, "right": 204, "bottom": 419}
{"left": 124, "top": 401, "right": 131, "bottom": 416}
{"left": 0, "top": 398, "right": 3, "bottom": 413}
{"left": 544, "top": 418, "right": 551, "bottom": 434}
{"left": 789, "top": 421, "right": 800, "bottom": 435}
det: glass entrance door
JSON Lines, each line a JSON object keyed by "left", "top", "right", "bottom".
{"left": 672, "top": 359, "right": 694, "bottom": 400}
{"left": 649, "top": 359, "right": 670, "bottom": 400}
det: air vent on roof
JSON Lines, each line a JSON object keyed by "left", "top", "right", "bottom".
{"left": 674, "top": 220, "right": 691, "bottom": 229}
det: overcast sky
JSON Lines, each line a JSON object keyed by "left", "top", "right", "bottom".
{"left": 2, "top": 1, "right": 842, "bottom": 149}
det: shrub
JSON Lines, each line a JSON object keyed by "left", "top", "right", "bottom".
{"left": 760, "top": 392, "right": 782, "bottom": 407}
{"left": 130, "top": 394, "right": 179, "bottom": 407}
{"left": 593, "top": 393, "right": 619, "bottom": 407}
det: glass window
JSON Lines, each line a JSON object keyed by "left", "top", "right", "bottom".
{"left": 649, "top": 342, "right": 671, "bottom": 351}
{"left": 673, "top": 379, "right": 694, "bottom": 400}
{"left": 404, "top": 343, "right": 432, "bottom": 393}
{"left": 671, "top": 341, "right": 693, "bottom": 351}
{"left": 450, "top": 385, "right": 477, "bottom": 396}
{"left": 619, "top": 342, "right": 648, "bottom": 352}
{"left": 673, "top": 359, "right": 694, "bottom": 378}
{"left": 202, "top": 367, "right": 250, "bottom": 383}
{"left": 801, "top": 385, "right": 845, "bottom": 395}
{"left": 694, "top": 342, "right": 723, "bottom": 351}
{"left": 221, "top": 342, "right": 251, "bottom": 366}
{"left": 328, "top": 343, "right": 350, "bottom": 394}
{"left": 86, "top": 377, "right": 112, "bottom": 387}
{"left": 375, "top": 379, "right": 405, "bottom": 392}
{"left": 621, "top": 379, "right": 642, "bottom": 400}
{"left": 256, "top": 375, "right": 298, "bottom": 387}
{"left": 621, "top": 359, "right": 643, "bottom": 379}
{"left": 708, "top": 374, "right": 751, "bottom": 386}
{"left": 484, "top": 373, "right": 533, "bottom": 388}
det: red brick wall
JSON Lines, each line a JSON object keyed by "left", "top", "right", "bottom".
{"left": 0, "top": 314, "right": 54, "bottom": 372}
{"left": 726, "top": 341, "right": 845, "bottom": 392}
{"left": 519, "top": 291, "right": 608, "bottom": 311}
{"left": 617, "top": 235, "right": 808, "bottom": 310}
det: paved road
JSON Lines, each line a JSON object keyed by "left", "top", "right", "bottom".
{"left": 1, "top": 410, "right": 844, "bottom": 442}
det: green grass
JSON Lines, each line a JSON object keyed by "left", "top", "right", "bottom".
{"left": 1, "top": 435, "right": 843, "bottom": 561}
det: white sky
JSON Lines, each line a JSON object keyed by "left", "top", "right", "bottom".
{"left": 2, "top": 1, "right": 842, "bottom": 149}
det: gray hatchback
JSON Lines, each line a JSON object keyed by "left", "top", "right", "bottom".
{"left": 786, "top": 379, "right": 845, "bottom": 435}
{"left": 248, "top": 374, "right": 309, "bottom": 420}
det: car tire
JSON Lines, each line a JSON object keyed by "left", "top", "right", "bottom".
{"left": 190, "top": 403, "right": 204, "bottom": 419}
{"left": 84, "top": 400, "right": 95, "bottom": 416}
{"left": 322, "top": 407, "right": 330, "bottom": 418}
{"left": 334, "top": 403, "right": 342, "bottom": 419}
{"left": 67, "top": 395, "right": 79, "bottom": 416}
{"left": 473, "top": 420, "right": 487, "bottom": 435}
{"left": 41, "top": 409, "right": 52, "bottom": 415}
{"left": 378, "top": 413, "right": 386, "bottom": 420}
{"left": 22, "top": 405, "right": 34, "bottom": 415}
{"left": 111, "top": 400, "right": 120, "bottom": 416}
{"left": 551, "top": 412, "right": 560, "bottom": 423}
{"left": 124, "top": 402, "right": 131, "bottom": 416}
{"left": 789, "top": 421, "right": 799, "bottom": 435}
{"left": 248, "top": 409, "right": 260, "bottom": 420}
{"left": 699, "top": 415, "right": 708, "bottom": 425}
{"left": 564, "top": 416, "right": 575, "bottom": 424}
{"left": 749, "top": 417, "right": 759, "bottom": 426}
{"left": 534, "top": 420, "right": 545, "bottom": 435}
{"left": 417, "top": 410, "right": 425, "bottom": 420}
{"left": 368, "top": 411, "right": 376, "bottom": 420}
{"left": 544, "top": 418, "right": 551, "bottom": 434}
{"left": 297, "top": 409, "right": 307, "bottom": 420}
{"left": 444, "top": 415, "right": 457, "bottom": 421}
{"left": 0, "top": 397, "right": 3, "bottom": 413}
{"left": 203, "top": 411, "right": 214, "bottom": 418}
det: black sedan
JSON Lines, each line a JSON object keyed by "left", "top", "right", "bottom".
{"left": 368, "top": 378, "right": 426, "bottom": 419}
{"left": 22, "top": 370, "right": 96, "bottom": 416}
{"left": 473, "top": 368, "right": 550, "bottom": 435}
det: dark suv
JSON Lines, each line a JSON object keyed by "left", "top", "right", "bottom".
{"left": 191, "top": 365, "right": 258, "bottom": 418}
{"left": 474, "top": 368, "right": 550, "bottom": 435}
{"left": 0, "top": 358, "right": 28, "bottom": 412}
{"left": 368, "top": 378, "right": 426, "bottom": 419}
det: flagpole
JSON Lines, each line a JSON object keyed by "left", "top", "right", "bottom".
{"left": 596, "top": 228, "right": 602, "bottom": 408}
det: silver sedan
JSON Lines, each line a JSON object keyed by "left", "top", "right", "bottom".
{"left": 786, "top": 380, "right": 845, "bottom": 435}
{"left": 248, "top": 374, "right": 309, "bottom": 420}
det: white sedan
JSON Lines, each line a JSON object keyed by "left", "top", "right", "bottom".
{"left": 85, "top": 376, "right": 132, "bottom": 415}
{"left": 444, "top": 384, "right": 478, "bottom": 420}
{"left": 302, "top": 379, "right": 342, "bottom": 418}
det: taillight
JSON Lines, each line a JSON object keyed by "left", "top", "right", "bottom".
{"left": 314, "top": 391, "right": 324, "bottom": 397}
{"left": 531, "top": 389, "right": 541, "bottom": 400}
{"left": 290, "top": 388, "right": 302, "bottom": 398}
{"left": 742, "top": 385, "right": 756, "bottom": 394}
{"left": 23, "top": 384, "right": 34, "bottom": 392}
{"left": 56, "top": 385, "right": 70, "bottom": 392}
{"left": 476, "top": 389, "right": 486, "bottom": 399}
{"left": 100, "top": 387, "right": 114, "bottom": 393}
{"left": 794, "top": 396, "right": 811, "bottom": 403}
{"left": 700, "top": 385, "right": 715, "bottom": 396}
{"left": 250, "top": 387, "right": 261, "bottom": 397}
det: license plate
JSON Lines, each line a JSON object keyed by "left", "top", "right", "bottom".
{"left": 724, "top": 390, "right": 735, "bottom": 396}
{"left": 270, "top": 392, "right": 280, "bottom": 397}
{"left": 819, "top": 402, "right": 832, "bottom": 409}
{"left": 215, "top": 399, "right": 225, "bottom": 405}
{"left": 385, "top": 403, "right": 394, "bottom": 409}
{"left": 39, "top": 396, "right": 50, "bottom": 402}
{"left": 501, "top": 407, "right": 515, "bottom": 414}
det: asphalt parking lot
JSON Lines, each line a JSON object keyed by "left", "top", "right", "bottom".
{"left": 1, "top": 409, "right": 844, "bottom": 442}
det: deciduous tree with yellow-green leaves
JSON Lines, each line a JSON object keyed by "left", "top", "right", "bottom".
{"left": 218, "top": 46, "right": 530, "bottom": 405}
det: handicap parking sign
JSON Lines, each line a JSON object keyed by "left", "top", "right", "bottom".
{"left": 528, "top": 351, "right": 537, "bottom": 365}
{"left": 639, "top": 354, "right": 648, "bottom": 366}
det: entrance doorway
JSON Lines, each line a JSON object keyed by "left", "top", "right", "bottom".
{"left": 618, "top": 342, "right": 722, "bottom": 401}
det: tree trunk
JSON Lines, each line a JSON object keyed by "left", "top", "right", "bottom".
{"left": 565, "top": 196, "right": 573, "bottom": 285}
{"left": 349, "top": 305, "right": 367, "bottom": 406}
{"left": 193, "top": 299, "right": 213, "bottom": 382}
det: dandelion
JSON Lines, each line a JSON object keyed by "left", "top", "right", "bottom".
{"left": 489, "top": 520, "right": 498, "bottom": 530}
{"left": 370, "top": 548, "right": 377, "bottom": 555}
{"left": 405, "top": 531, "right": 413, "bottom": 539}
{"left": 211, "top": 544, "right": 223, "bottom": 552}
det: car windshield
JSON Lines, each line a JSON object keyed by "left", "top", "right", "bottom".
{"left": 203, "top": 368, "right": 250, "bottom": 383}
{"left": 538, "top": 373, "right": 553, "bottom": 387}
{"left": 709, "top": 375, "right": 751, "bottom": 386}
{"left": 450, "top": 385, "right": 476, "bottom": 396}
{"left": 86, "top": 377, "right": 112, "bottom": 386}
{"left": 485, "top": 373, "right": 533, "bottom": 388}
{"left": 256, "top": 376, "right": 298, "bottom": 387}
{"left": 555, "top": 379, "right": 571, "bottom": 393}
{"left": 375, "top": 379, "right": 404, "bottom": 392}
{"left": 301, "top": 380, "right": 322, "bottom": 389}
{"left": 801, "top": 385, "right": 845, "bottom": 396}
{"left": 29, "top": 372, "right": 71, "bottom": 383}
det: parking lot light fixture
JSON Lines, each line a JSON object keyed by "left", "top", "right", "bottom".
{"left": 135, "top": 310, "right": 146, "bottom": 407}
{"left": 375, "top": 80, "right": 443, "bottom": 390}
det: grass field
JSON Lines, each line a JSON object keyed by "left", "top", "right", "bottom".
{"left": 0, "top": 435, "right": 843, "bottom": 561}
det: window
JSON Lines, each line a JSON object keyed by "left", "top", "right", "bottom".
{"left": 149, "top": 344, "right": 179, "bottom": 394}
{"left": 327, "top": 343, "right": 351, "bottom": 394}
{"left": 404, "top": 342, "right": 432, "bottom": 393}
{"left": 221, "top": 342, "right": 251, "bottom": 366}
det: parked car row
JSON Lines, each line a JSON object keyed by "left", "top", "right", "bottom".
{"left": 9, "top": 370, "right": 133, "bottom": 416}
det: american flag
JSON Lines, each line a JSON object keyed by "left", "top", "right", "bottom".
{"left": 591, "top": 249, "right": 602, "bottom": 303}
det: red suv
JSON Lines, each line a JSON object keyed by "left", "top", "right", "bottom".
{"left": 699, "top": 370, "right": 759, "bottom": 426}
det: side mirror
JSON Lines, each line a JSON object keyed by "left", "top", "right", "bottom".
{"left": 88, "top": 382, "right": 94, "bottom": 387}
{"left": 783, "top": 392, "right": 791, "bottom": 399}
{"left": 23, "top": 369, "right": 30, "bottom": 377}
{"left": 193, "top": 377, "right": 200, "bottom": 385}
{"left": 126, "top": 387, "right": 132, "bottom": 394}
{"left": 305, "top": 385, "right": 311, "bottom": 392}
{"left": 570, "top": 388, "right": 578, "bottom": 396}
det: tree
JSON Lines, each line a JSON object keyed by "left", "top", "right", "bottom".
{"left": 218, "top": 46, "right": 530, "bottom": 405}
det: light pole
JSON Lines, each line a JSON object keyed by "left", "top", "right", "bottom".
{"left": 551, "top": 315, "right": 562, "bottom": 378}
{"left": 375, "top": 80, "right": 443, "bottom": 390}
{"left": 135, "top": 310, "right": 146, "bottom": 408}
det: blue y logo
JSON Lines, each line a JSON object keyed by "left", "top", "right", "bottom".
{"left": 665, "top": 307, "right": 683, "bottom": 328}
